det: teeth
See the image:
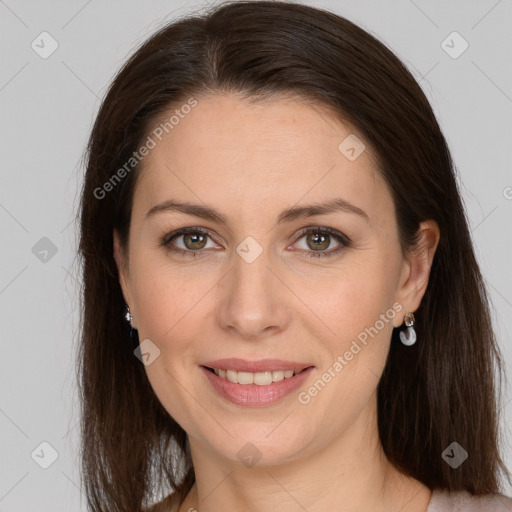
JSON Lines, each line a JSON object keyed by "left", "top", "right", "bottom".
{"left": 212, "top": 368, "right": 303, "bottom": 385}
{"left": 226, "top": 369, "right": 238, "bottom": 383}
{"left": 272, "top": 370, "right": 284, "bottom": 382}
{"left": 238, "top": 371, "right": 258, "bottom": 385}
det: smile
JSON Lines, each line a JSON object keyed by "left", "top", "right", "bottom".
{"left": 200, "top": 360, "right": 315, "bottom": 407}
{"left": 207, "top": 367, "right": 305, "bottom": 385}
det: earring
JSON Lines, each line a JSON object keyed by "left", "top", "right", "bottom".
{"left": 125, "top": 305, "right": 133, "bottom": 326}
{"left": 399, "top": 312, "right": 416, "bottom": 346}
{"left": 124, "top": 304, "right": 137, "bottom": 341}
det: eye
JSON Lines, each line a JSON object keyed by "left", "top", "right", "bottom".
{"left": 161, "top": 226, "right": 351, "bottom": 259}
{"left": 293, "top": 226, "right": 351, "bottom": 259}
{"left": 161, "top": 227, "right": 219, "bottom": 256}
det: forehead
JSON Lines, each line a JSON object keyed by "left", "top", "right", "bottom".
{"left": 132, "top": 94, "right": 392, "bottom": 227}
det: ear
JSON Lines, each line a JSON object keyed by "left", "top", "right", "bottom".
{"left": 393, "top": 220, "right": 440, "bottom": 327}
{"left": 113, "top": 229, "right": 133, "bottom": 312}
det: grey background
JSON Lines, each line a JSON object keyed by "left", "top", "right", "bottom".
{"left": 1, "top": 0, "right": 511, "bottom": 510}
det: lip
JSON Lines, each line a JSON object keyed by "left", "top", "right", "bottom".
{"left": 200, "top": 363, "right": 315, "bottom": 407}
{"left": 201, "top": 358, "right": 312, "bottom": 373}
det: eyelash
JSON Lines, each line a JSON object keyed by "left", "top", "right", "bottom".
{"left": 160, "top": 226, "right": 351, "bottom": 259}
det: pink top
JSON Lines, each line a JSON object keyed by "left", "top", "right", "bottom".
{"left": 152, "top": 488, "right": 512, "bottom": 511}
{"left": 426, "top": 488, "right": 512, "bottom": 511}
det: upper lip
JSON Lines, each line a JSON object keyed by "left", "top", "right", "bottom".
{"left": 201, "top": 358, "right": 314, "bottom": 373}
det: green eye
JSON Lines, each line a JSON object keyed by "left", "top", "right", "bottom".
{"left": 161, "top": 226, "right": 351, "bottom": 259}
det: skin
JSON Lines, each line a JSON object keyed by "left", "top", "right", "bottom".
{"left": 114, "top": 93, "right": 440, "bottom": 512}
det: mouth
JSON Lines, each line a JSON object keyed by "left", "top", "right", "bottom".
{"left": 202, "top": 366, "right": 309, "bottom": 385}
{"left": 199, "top": 359, "right": 315, "bottom": 407}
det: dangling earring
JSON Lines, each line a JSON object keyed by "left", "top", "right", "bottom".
{"left": 125, "top": 305, "right": 133, "bottom": 326}
{"left": 124, "top": 304, "right": 136, "bottom": 340}
{"left": 399, "top": 312, "right": 416, "bottom": 346}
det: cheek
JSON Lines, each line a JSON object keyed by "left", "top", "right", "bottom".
{"left": 304, "top": 255, "right": 399, "bottom": 413}
{"left": 313, "top": 259, "right": 398, "bottom": 346}
{"left": 294, "top": 275, "right": 398, "bottom": 442}
{"left": 128, "top": 257, "right": 209, "bottom": 432}
{"left": 129, "top": 248, "right": 212, "bottom": 341}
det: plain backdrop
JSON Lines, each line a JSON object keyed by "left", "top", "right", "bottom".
{"left": 1, "top": 0, "right": 511, "bottom": 510}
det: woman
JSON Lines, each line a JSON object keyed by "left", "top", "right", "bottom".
{"left": 77, "top": 1, "right": 512, "bottom": 511}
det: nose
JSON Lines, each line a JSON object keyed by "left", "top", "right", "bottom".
{"left": 216, "top": 242, "right": 290, "bottom": 340}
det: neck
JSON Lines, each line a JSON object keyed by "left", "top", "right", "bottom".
{"left": 180, "top": 393, "right": 431, "bottom": 512}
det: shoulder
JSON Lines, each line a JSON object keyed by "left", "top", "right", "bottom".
{"left": 427, "top": 488, "right": 512, "bottom": 512}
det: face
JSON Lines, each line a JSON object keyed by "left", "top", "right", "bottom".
{"left": 114, "top": 93, "right": 436, "bottom": 466}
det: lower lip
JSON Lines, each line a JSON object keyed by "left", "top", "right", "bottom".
{"left": 200, "top": 366, "right": 315, "bottom": 407}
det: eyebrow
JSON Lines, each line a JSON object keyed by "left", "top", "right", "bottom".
{"left": 146, "top": 197, "right": 369, "bottom": 224}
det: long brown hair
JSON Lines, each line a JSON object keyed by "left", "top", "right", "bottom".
{"left": 77, "top": 1, "right": 511, "bottom": 510}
